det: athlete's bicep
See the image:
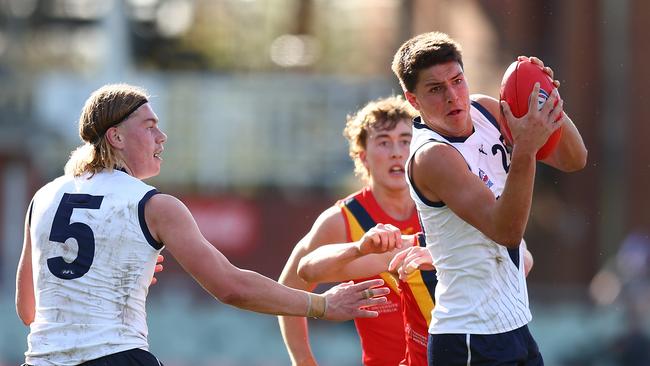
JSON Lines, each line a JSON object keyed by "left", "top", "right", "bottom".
{"left": 144, "top": 194, "right": 240, "bottom": 296}
{"left": 414, "top": 143, "right": 499, "bottom": 238}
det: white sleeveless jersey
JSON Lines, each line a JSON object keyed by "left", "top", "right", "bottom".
{"left": 26, "top": 170, "right": 163, "bottom": 365}
{"left": 406, "top": 100, "right": 531, "bottom": 335}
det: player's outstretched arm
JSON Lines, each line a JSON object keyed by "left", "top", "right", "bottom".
{"left": 16, "top": 206, "right": 35, "bottom": 326}
{"left": 145, "top": 194, "right": 387, "bottom": 320}
{"left": 298, "top": 224, "right": 406, "bottom": 283}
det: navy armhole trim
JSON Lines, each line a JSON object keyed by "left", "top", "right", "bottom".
{"left": 138, "top": 189, "right": 163, "bottom": 250}
{"left": 508, "top": 247, "right": 520, "bottom": 269}
{"left": 28, "top": 199, "right": 34, "bottom": 227}
{"left": 471, "top": 100, "right": 500, "bottom": 132}
{"left": 344, "top": 197, "right": 377, "bottom": 232}
{"left": 408, "top": 140, "right": 446, "bottom": 208}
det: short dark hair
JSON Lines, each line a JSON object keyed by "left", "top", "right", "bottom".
{"left": 392, "top": 32, "right": 464, "bottom": 92}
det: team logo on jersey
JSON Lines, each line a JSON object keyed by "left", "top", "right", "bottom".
{"left": 478, "top": 168, "right": 494, "bottom": 188}
{"left": 537, "top": 89, "right": 549, "bottom": 111}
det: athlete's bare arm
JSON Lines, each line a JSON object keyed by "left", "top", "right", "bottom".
{"left": 16, "top": 209, "right": 35, "bottom": 326}
{"left": 145, "top": 194, "right": 388, "bottom": 320}
{"left": 298, "top": 224, "right": 408, "bottom": 283}
{"left": 520, "top": 57, "right": 587, "bottom": 172}
{"left": 277, "top": 206, "right": 347, "bottom": 366}
{"left": 475, "top": 94, "right": 587, "bottom": 173}
{"left": 414, "top": 85, "right": 563, "bottom": 248}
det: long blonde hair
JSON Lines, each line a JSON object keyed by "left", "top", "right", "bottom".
{"left": 65, "top": 84, "right": 149, "bottom": 177}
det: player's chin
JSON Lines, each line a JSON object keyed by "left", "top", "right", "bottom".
{"left": 386, "top": 177, "right": 408, "bottom": 191}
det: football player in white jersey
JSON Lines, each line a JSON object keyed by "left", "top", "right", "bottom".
{"left": 391, "top": 32, "right": 587, "bottom": 365}
{"left": 15, "top": 84, "right": 390, "bottom": 366}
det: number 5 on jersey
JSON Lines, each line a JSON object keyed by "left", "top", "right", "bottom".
{"left": 48, "top": 193, "right": 104, "bottom": 280}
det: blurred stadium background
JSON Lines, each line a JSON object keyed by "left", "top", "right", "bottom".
{"left": 1, "top": 0, "right": 650, "bottom": 365}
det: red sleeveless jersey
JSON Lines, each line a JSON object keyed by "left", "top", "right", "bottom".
{"left": 337, "top": 187, "right": 420, "bottom": 366}
{"left": 398, "top": 234, "right": 437, "bottom": 366}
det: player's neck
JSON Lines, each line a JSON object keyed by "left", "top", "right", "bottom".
{"left": 368, "top": 184, "right": 414, "bottom": 221}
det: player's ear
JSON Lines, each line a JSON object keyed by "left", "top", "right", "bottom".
{"left": 404, "top": 91, "right": 420, "bottom": 111}
{"left": 359, "top": 150, "right": 368, "bottom": 168}
{"left": 105, "top": 126, "right": 124, "bottom": 149}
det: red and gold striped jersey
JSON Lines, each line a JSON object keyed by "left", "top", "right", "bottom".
{"left": 337, "top": 187, "right": 420, "bottom": 366}
{"left": 398, "top": 234, "right": 437, "bottom": 366}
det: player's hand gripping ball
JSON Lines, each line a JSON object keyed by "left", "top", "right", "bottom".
{"left": 499, "top": 58, "right": 563, "bottom": 160}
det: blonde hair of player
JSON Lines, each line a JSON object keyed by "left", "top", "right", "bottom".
{"left": 64, "top": 84, "right": 150, "bottom": 177}
{"left": 343, "top": 95, "right": 417, "bottom": 183}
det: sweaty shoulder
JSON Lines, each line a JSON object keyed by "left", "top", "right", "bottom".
{"left": 471, "top": 93, "right": 500, "bottom": 118}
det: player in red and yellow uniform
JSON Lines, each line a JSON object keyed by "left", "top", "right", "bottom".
{"left": 296, "top": 226, "right": 430, "bottom": 366}
{"left": 396, "top": 233, "right": 436, "bottom": 366}
{"left": 278, "top": 96, "right": 419, "bottom": 366}
{"left": 338, "top": 188, "right": 420, "bottom": 364}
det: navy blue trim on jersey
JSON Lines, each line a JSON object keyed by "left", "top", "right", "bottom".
{"left": 421, "top": 269, "right": 438, "bottom": 300}
{"left": 138, "top": 189, "right": 163, "bottom": 250}
{"left": 344, "top": 197, "right": 376, "bottom": 231}
{"left": 408, "top": 140, "right": 445, "bottom": 208}
{"left": 416, "top": 232, "right": 426, "bottom": 247}
{"left": 471, "top": 100, "right": 500, "bottom": 132}
{"left": 508, "top": 247, "right": 520, "bottom": 269}
{"left": 28, "top": 199, "right": 34, "bottom": 227}
{"left": 413, "top": 117, "right": 473, "bottom": 143}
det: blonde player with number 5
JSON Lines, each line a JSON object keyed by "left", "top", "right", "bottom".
{"left": 15, "top": 84, "right": 388, "bottom": 366}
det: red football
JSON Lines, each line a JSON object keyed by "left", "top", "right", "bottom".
{"left": 498, "top": 58, "right": 562, "bottom": 160}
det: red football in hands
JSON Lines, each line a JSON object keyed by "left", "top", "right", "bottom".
{"left": 499, "top": 58, "right": 563, "bottom": 160}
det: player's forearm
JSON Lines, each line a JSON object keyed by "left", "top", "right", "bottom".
{"left": 544, "top": 115, "right": 587, "bottom": 172}
{"left": 297, "top": 243, "right": 362, "bottom": 283}
{"left": 491, "top": 146, "right": 537, "bottom": 248}
{"left": 179, "top": 245, "right": 314, "bottom": 317}
{"left": 217, "top": 267, "right": 315, "bottom": 317}
{"left": 16, "top": 231, "right": 35, "bottom": 326}
{"left": 278, "top": 315, "right": 318, "bottom": 366}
